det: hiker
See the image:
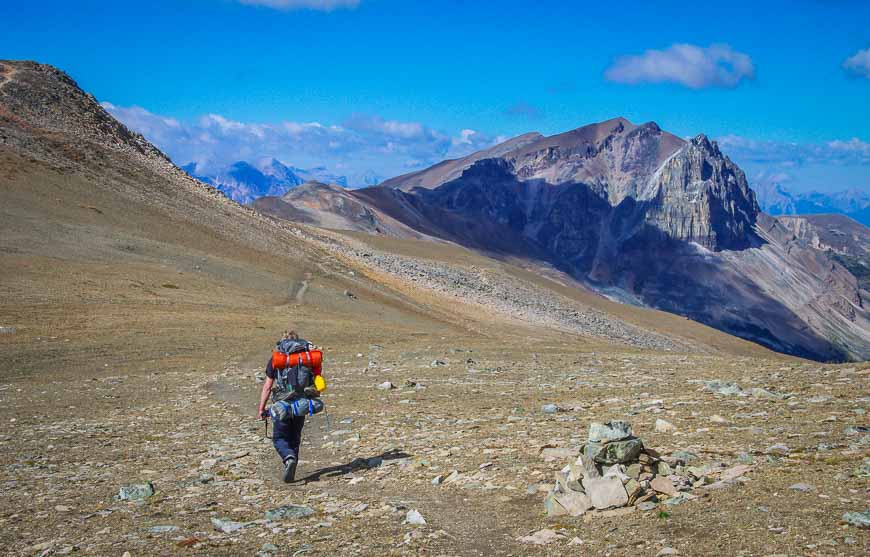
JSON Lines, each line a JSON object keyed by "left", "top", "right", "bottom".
{"left": 257, "top": 330, "right": 325, "bottom": 482}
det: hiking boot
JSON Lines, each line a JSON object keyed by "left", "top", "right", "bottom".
{"left": 282, "top": 457, "right": 298, "bottom": 483}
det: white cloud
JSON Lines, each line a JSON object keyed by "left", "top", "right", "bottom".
{"left": 237, "top": 0, "right": 359, "bottom": 11}
{"left": 717, "top": 135, "right": 870, "bottom": 166}
{"left": 843, "top": 48, "right": 870, "bottom": 78}
{"left": 102, "top": 102, "right": 497, "bottom": 178}
{"left": 605, "top": 43, "right": 755, "bottom": 89}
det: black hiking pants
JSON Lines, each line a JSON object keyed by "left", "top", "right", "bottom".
{"left": 272, "top": 415, "right": 305, "bottom": 462}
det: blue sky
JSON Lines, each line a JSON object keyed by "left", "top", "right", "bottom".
{"left": 2, "top": 0, "right": 868, "bottom": 191}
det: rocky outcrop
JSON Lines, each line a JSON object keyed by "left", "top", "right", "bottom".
{"left": 777, "top": 214, "right": 870, "bottom": 292}
{"left": 644, "top": 135, "right": 760, "bottom": 250}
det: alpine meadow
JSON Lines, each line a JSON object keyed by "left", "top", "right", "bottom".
{"left": 1, "top": 1, "right": 869, "bottom": 555}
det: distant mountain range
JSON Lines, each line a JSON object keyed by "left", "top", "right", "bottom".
{"left": 753, "top": 181, "right": 870, "bottom": 227}
{"left": 182, "top": 158, "right": 380, "bottom": 203}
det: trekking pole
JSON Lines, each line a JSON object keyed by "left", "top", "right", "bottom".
{"left": 323, "top": 404, "right": 332, "bottom": 434}
{"left": 262, "top": 410, "right": 271, "bottom": 440}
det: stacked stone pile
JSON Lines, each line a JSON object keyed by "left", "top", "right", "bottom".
{"left": 544, "top": 421, "right": 752, "bottom": 517}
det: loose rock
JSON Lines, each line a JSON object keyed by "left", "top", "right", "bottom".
{"left": 518, "top": 529, "right": 565, "bottom": 545}
{"left": 115, "top": 482, "right": 154, "bottom": 501}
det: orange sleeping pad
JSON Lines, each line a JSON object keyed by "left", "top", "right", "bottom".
{"left": 272, "top": 349, "right": 322, "bottom": 374}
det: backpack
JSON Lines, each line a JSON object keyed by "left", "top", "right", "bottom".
{"left": 271, "top": 337, "right": 316, "bottom": 402}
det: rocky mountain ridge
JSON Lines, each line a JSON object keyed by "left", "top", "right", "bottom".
{"left": 277, "top": 118, "right": 870, "bottom": 361}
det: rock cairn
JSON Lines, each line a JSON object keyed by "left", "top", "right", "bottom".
{"left": 544, "top": 420, "right": 751, "bottom": 517}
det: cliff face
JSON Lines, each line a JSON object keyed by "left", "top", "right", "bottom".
{"left": 644, "top": 135, "right": 760, "bottom": 250}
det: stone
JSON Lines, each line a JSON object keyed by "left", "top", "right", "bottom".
{"left": 701, "top": 380, "right": 743, "bottom": 396}
{"left": 670, "top": 450, "right": 698, "bottom": 465}
{"left": 686, "top": 465, "right": 711, "bottom": 479}
{"left": 518, "top": 529, "right": 565, "bottom": 545}
{"left": 624, "top": 479, "right": 641, "bottom": 500}
{"left": 656, "top": 461, "right": 673, "bottom": 476}
{"left": 626, "top": 462, "right": 642, "bottom": 479}
{"left": 650, "top": 476, "right": 679, "bottom": 497}
{"left": 265, "top": 504, "right": 315, "bottom": 521}
{"left": 544, "top": 493, "right": 568, "bottom": 517}
{"left": 404, "top": 509, "right": 426, "bottom": 525}
{"left": 709, "top": 414, "right": 727, "bottom": 424}
{"left": 211, "top": 517, "right": 246, "bottom": 534}
{"left": 149, "top": 525, "right": 179, "bottom": 534}
{"left": 430, "top": 359, "right": 447, "bottom": 367}
{"left": 588, "top": 421, "right": 633, "bottom": 442}
{"left": 541, "top": 403, "right": 561, "bottom": 414}
{"left": 553, "top": 491, "right": 593, "bottom": 517}
{"left": 655, "top": 419, "right": 677, "bottom": 433}
{"left": 115, "top": 482, "right": 154, "bottom": 501}
{"left": 719, "top": 465, "right": 752, "bottom": 481}
{"left": 583, "top": 476, "right": 629, "bottom": 509}
{"left": 657, "top": 548, "right": 679, "bottom": 556}
{"left": 200, "top": 458, "right": 218, "bottom": 469}
{"left": 765, "top": 444, "right": 790, "bottom": 456}
{"left": 376, "top": 381, "right": 395, "bottom": 390}
{"left": 637, "top": 501, "right": 658, "bottom": 511}
{"left": 587, "top": 438, "right": 643, "bottom": 465}
{"left": 854, "top": 460, "right": 870, "bottom": 478}
{"left": 541, "top": 447, "right": 580, "bottom": 461}
{"left": 789, "top": 483, "right": 813, "bottom": 492}
{"left": 842, "top": 511, "right": 870, "bottom": 529}
{"left": 663, "top": 493, "right": 697, "bottom": 506}
{"left": 602, "top": 464, "right": 630, "bottom": 482}
{"left": 750, "top": 387, "right": 782, "bottom": 400}
{"left": 431, "top": 474, "right": 444, "bottom": 486}
{"left": 444, "top": 470, "right": 462, "bottom": 483}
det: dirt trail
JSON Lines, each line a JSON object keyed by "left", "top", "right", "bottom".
{"left": 291, "top": 273, "right": 311, "bottom": 304}
{"left": 208, "top": 354, "right": 528, "bottom": 555}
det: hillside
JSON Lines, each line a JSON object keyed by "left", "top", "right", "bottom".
{"left": 2, "top": 61, "right": 869, "bottom": 556}
{"left": 778, "top": 214, "right": 870, "bottom": 290}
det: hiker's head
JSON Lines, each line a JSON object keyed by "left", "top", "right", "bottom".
{"left": 283, "top": 330, "right": 299, "bottom": 340}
